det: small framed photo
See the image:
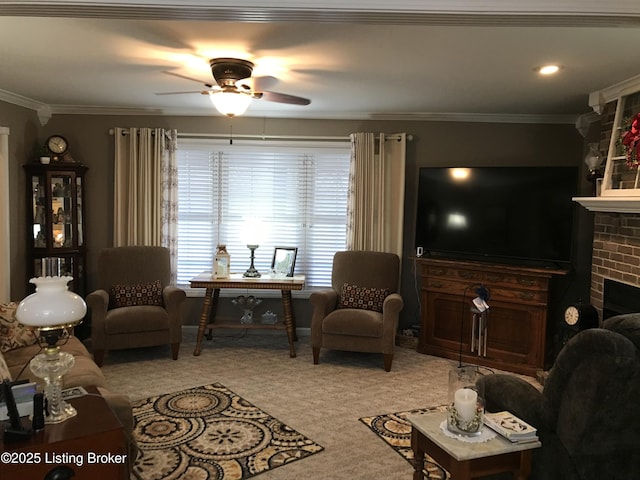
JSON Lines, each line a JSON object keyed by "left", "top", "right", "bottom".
{"left": 271, "top": 247, "right": 298, "bottom": 277}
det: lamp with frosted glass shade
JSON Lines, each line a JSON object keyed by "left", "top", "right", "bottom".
{"left": 16, "top": 276, "right": 87, "bottom": 424}
{"left": 208, "top": 90, "right": 253, "bottom": 117}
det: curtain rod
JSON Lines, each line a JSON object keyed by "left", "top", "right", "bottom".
{"left": 108, "top": 129, "right": 412, "bottom": 142}
{"left": 177, "top": 133, "right": 412, "bottom": 141}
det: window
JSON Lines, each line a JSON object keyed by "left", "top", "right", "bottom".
{"left": 176, "top": 139, "right": 350, "bottom": 289}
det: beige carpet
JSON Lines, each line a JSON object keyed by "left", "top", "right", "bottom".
{"left": 99, "top": 328, "right": 538, "bottom": 480}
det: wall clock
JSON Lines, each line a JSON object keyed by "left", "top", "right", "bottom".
{"left": 46, "top": 135, "right": 68, "bottom": 156}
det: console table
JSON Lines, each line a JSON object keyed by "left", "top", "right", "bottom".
{"left": 417, "top": 258, "right": 567, "bottom": 376}
{"left": 190, "top": 272, "right": 305, "bottom": 357}
{"left": 0, "top": 388, "right": 129, "bottom": 479}
{"left": 408, "top": 412, "right": 540, "bottom": 480}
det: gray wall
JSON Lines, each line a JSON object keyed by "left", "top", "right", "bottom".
{"left": 2, "top": 103, "right": 591, "bottom": 335}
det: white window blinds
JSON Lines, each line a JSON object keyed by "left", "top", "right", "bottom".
{"left": 176, "top": 139, "right": 350, "bottom": 288}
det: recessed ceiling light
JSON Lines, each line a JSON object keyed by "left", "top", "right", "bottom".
{"left": 536, "top": 65, "right": 560, "bottom": 75}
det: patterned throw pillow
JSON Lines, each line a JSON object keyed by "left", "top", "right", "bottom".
{"left": 111, "top": 280, "right": 164, "bottom": 308}
{"left": 0, "top": 350, "right": 11, "bottom": 381}
{"left": 339, "top": 282, "right": 389, "bottom": 313}
{"left": 0, "top": 302, "right": 38, "bottom": 353}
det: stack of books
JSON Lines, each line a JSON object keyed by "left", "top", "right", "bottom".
{"left": 483, "top": 411, "right": 539, "bottom": 443}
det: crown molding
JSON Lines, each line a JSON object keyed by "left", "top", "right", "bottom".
{"left": 367, "top": 112, "right": 578, "bottom": 124}
{"left": 45, "top": 103, "right": 577, "bottom": 124}
{"left": 0, "top": 88, "right": 580, "bottom": 125}
{"left": 0, "top": 89, "right": 53, "bottom": 125}
{"left": 0, "top": 88, "right": 46, "bottom": 112}
{"left": 0, "top": 1, "right": 638, "bottom": 26}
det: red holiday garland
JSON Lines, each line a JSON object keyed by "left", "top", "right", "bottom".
{"left": 621, "top": 112, "right": 640, "bottom": 169}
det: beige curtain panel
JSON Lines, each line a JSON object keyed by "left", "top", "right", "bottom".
{"left": 347, "top": 132, "right": 406, "bottom": 258}
{"left": 113, "top": 127, "right": 178, "bottom": 253}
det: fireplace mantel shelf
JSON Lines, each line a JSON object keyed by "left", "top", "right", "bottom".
{"left": 573, "top": 196, "right": 640, "bottom": 213}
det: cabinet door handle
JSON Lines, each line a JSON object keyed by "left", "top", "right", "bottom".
{"left": 518, "top": 279, "right": 537, "bottom": 287}
{"left": 430, "top": 268, "right": 446, "bottom": 276}
{"left": 459, "top": 271, "right": 475, "bottom": 279}
{"left": 429, "top": 281, "right": 444, "bottom": 288}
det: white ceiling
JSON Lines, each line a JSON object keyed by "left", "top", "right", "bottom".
{"left": 1, "top": 1, "right": 640, "bottom": 123}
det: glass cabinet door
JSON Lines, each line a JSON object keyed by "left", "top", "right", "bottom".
{"left": 31, "top": 175, "right": 46, "bottom": 248}
{"left": 51, "top": 173, "right": 75, "bottom": 248}
{"left": 77, "top": 176, "right": 84, "bottom": 246}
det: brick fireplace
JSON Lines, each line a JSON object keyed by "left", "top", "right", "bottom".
{"left": 591, "top": 212, "right": 640, "bottom": 318}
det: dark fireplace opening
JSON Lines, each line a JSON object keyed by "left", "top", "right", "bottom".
{"left": 603, "top": 279, "right": 640, "bottom": 320}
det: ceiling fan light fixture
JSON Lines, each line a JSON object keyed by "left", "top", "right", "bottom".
{"left": 209, "top": 91, "right": 252, "bottom": 117}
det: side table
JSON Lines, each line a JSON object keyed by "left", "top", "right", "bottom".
{"left": 407, "top": 412, "right": 540, "bottom": 480}
{"left": 0, "top": 388, "right": 129, "bottom": 479}
{"left": 190, "top": 272, "right": 305, "bottom": 357}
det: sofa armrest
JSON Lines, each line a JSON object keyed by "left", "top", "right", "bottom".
{"left": 309, "top": 288, "right": 338, "bottom": 346}
{"left": 381, "top": 293, "right": 404, "bottom": 350}
{"left": 163, "top": 286, "right": 186, "bottom": 312}
{"left": 478, "top": 373, "right": 543, "bottom": 429}
{"left": 310, "top": 288, "right": 338, "bottom": 315}
{"left": 163, "top": 286, "right": 186, "bottom": 343}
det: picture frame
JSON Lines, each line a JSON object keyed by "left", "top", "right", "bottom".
{"left": 271, "top": 246, "right": 298, "bottom": 277}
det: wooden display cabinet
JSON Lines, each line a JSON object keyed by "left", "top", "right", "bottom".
{"left": 417, "top": 257, "right": 567, "bottom": 376}
{"left": 24, "top": 163, "right": 88, "bottom": 295}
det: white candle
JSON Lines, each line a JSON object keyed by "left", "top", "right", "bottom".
{"left": 454, "top": 388, "right": 478, "bottom": 422}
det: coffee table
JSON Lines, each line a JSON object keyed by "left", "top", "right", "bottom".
{"left": 407, "top": 412, "right": 540, "bottom": 480}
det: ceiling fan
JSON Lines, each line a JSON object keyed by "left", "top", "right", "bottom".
{"left": 159, "top": 58, "right": 311, "bottom": 117}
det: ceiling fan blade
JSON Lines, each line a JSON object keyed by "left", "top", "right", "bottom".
{"left": 155, "top": 90, "right": 205, "bottom": 95}
{"left": 237, "top": 75, "right": 278, "bottom": 92}
{"left": 260, "top": 90, "right": 311, "bottom": 105}
{"left": 162, "top": 70, "right": 216, "bottom": 88}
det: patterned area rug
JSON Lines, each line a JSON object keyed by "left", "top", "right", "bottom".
{"left": 132, "top": 383, "right": 324, "bottom": 479}
{"left": 359, "top": 405, "right": 450, "bottom": 480}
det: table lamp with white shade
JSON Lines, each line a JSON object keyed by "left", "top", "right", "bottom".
{"left": 241, "top": 217, "right": 268, "bottom": 278}
{"left": 16, "top": 275, "right": 87, "bottom": 424}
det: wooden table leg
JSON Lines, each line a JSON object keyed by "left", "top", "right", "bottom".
{"left": 411, "top": 426, "right": 425, "bottom": 480}
{"left": 516, "top": 449, "right": 533, "bottom": 480}
{"left": 194, "top": 287, "right": 216, "bottom": 356}
{"left": 281, "top": 289, "right": 297, "bottom": 358}
{"left": 205, "top": 288, "right": 220, "bottom": 340}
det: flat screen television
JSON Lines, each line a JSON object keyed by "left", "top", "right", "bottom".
{"left": 415, "top": 166, "right": 578, "bottom": 267}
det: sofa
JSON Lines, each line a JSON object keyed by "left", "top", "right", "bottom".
{"left": 479, "top": 313, "right": 640, "bottom": 480}
{"left": 0, "top": 302, "right": 134, "bottom": 457}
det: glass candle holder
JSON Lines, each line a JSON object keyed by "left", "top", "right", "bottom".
{"left": 446, "top": 366, "right": 485, "bottom": 436}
